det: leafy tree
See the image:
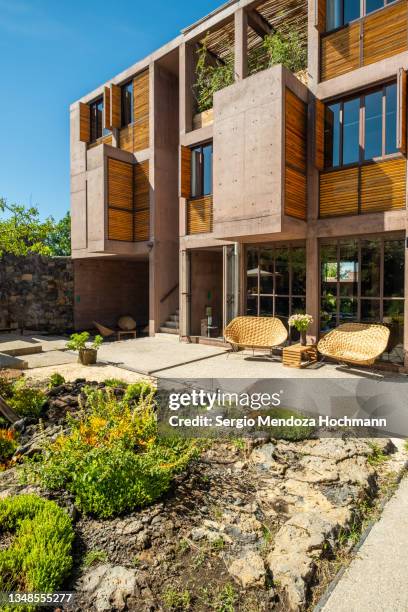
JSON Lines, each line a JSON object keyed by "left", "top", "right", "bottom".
{"left": 45, "top": 211, "right": 71, "bottom": 256}
{"left": 0, "top": 199, "right": 71, "bottom": 257}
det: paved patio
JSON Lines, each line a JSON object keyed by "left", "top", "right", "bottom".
{"left": 1, "top": 332, "right": 402, "bottom": 381}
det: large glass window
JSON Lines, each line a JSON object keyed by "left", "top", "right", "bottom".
{"left": 320, "top": 237, "right": 405, "bottom": 363}
{"left": 246, "top": 245, "right": 306, "bottom": 340}
{"left": 326, "top": 0, "right": 397, "bottom": 31}
{"left": 325, "top": 83, "right": 398, "bottom": 169}
{"left": 121, "top": 81, "right": 133, "bottom": 127}
{"left": 191, "top": 143, "right": 213, "bottom": 198}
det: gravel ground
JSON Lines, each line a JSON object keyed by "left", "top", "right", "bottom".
{"left": 25, "top": 362, "right": 152, "bottom": 384}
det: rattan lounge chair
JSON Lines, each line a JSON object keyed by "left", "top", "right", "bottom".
{"left": 317, "top": 322, "right": 390, "bottom": 366}
{"left": 224, "top": 316, "right": 288, "bottom": 353}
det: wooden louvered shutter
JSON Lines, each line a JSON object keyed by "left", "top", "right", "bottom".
{"left": 315, "top": 98, "right": 325, "bottom": 170}
{"left": 314, "top": 0, "right": 326, "bottom": 32}
{"left": 397, "top": 68, "right": 407, "bottom": 154}
{"left": 79, "top": 102, "right": 90, "bottom": 143}
{"left": 104, "top": 86, "right": 111, "bottom": 131}
{"left": 111, "top": 84, "right": 121, "bottom": 129}
{"left": 180, "top": 146, "right": 191, "bottom": 199}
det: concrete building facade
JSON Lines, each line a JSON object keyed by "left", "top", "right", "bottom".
{"left": 70, "top": 0, "right": 408, "bottom": 367}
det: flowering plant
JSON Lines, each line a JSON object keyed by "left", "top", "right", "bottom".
{"left": 288, "top": 314, "right": 313, "bottom": 332}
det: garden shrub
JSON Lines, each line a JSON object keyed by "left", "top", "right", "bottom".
{"left": 123, "top": 381, "right": 156, "bottom": 403}
{"left": 0, "top": 494, "right": 74, "bottom": 609}
{"left": 48, "top": 373, "right": 66, "bottom": 388}
{"left": 0, "top": 429, "right": 18, "bottom": 465}
{"left": 8, "top": 379, "right": 46, "bottom": 419}
{"left": 103, "top": 378, "right": 128, "bottom": 389}
{"left": 0, "top": 376, "right": 14, "bottom": 399}
{"left": 248, "top": 30, "right": 307, "bottom": 76}
{"left": 24, "top": 388, "right": 197, "bottom": 518}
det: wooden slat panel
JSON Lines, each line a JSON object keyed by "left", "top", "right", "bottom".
{"left": 104, "top": 86, "right": 111, "bottom": 131}
{"left": 111, "top": 84, "right": 121, "bottom": 129}
{"left": 321, "top": 22, "right": 360, "bottom": 81}
{"left": 315, "top": 99, "right": 325, "bottom": 170}
{"left": 397, "top": 68, "right": 407, "bottom": 154}
{"left": 79, "top": 102, "right": 90, "bottom": 143}
{"left": 108, "top": 158, "right": 133, "bottom": 210}
{"left": 285, "top": 167, "right": 307, "bottom": 220}
{"left": 285, "top": 89, "right": 307, "bottom": 172}
{"left": 363, "top": 1, "right": 408, "bottom": 67}
{"left": 361, "top": 159, "right": 406, "bottom": 213}
{"left": 133, "top": 70, "right": 149, "bottom": 151}
{"left": 315, "top": 0, "right": 326, "bottom": 33}
{"left": 180, "top": 146, "right": 191, "bottom": 199}
{"left": 119, "top": 125, "right": 133, "bottom": 152}
{"left": 134, "top": 209, "right": 150, "bottom": 242}
{"left": 320, "top": 167, "right": 359, "bottom": 217}
{"left": 134, "top": 161, "right": 150, "bottom": 211}
{"left": 187, "top": 196, "right": 213, "bottom": 234}
{"left": 108, "top": 208, "right": 133, "bottom": 241}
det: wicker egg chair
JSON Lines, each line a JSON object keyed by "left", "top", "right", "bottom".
{"left": 317, "top": 322, "right": 390, "bottom": 366}
{"left": 224, "top": 316, "right": 288, "bottom": 352}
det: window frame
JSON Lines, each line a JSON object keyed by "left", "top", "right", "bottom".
{"left": 319, "top": 234, "right": 405, "bottom": 344}
{"left": 190, "top": 142, "right": 213, "bottom": 200}
{"left": 325, "top": 0, "right": 398, "bottom": 34}
{"left": 121, "top": 80, "right": 134, "bottom": 128}
{"left": 245, "top": 243, "right": 307, "bottom": 339}
{"left": 324, "top": 81, "right": 400, "bottom": 171}
{"left": 89, "top": 96, "right": 104, "bottom": 144}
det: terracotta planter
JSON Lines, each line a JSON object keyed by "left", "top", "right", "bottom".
{"left": 79, "top": 348, "right": 97, "bottom": 365}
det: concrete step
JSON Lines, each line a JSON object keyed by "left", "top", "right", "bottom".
{"left": 0, "top": 353, "right": 28, "bottom": 370}
{"left": 0, "top": 341, "right": 43, "bottom": 357}
{"left": 163, "top": 320, "right": 178, "bottom": 329}
{"left": 169, "top": 314, "right": 179, "bottom": 323}
{"left": 159, "top": 326, "right": 179, "bottom": 335}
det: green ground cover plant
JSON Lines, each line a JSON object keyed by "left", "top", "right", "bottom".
{"left": 0, "top": 429, "right": 18, "bottom": 466}
{"left": 48, "top": 373, "right": 66, "bottom": 388}
{"left": 0, "top": 376, "right": 46, "bottom": 419}
{"left": 0, "top": 494, "right": 74, "bottom": 611}
{"left": 23, "top": 386, "right": 197, "bottom": 518}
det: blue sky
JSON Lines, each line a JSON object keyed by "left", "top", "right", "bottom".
{"left": 0, "top": 0, "right": 221, "bottom": 221}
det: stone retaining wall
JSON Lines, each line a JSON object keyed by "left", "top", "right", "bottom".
{"left": 0, "top": 254, "right": 74, "bottom": 332}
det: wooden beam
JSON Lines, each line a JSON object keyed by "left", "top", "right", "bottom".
{"left": 0, "top": 395, "right": 19, "bottom": 424}
{"left": 247, "top": 9, "right": 273, "bottom": 39}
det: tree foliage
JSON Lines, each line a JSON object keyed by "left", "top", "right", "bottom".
{"left": 0, "top": 199, "right": 71, "bottom": 257}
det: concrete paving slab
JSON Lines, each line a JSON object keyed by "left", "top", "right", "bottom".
{"left": 156, "top": 350, "right": 394, "bottom": 380}
{"left": 321, "top": 477, "right": 408, "bottom": 612}
{"left": 97, "top": 335, "right": 228, "bottom": 375}
{"left": 0, "top": 353, "right": 28, "bottom": 370}
{"left": 0, "top": 340, "right": 42, "bottom": 357}
{"left": 0, "top": 333, "right": 67, "bottom": 354}
{"left": 25, "top": 351, "right": 77, "bottom": 369}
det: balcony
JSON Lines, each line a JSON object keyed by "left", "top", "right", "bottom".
{"left": 71, "top": 143, "right": 151, "bottom": 258}
{"left": 211, "top": 64, "right": 308, "bottom": 241}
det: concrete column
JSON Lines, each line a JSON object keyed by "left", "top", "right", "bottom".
{"left": 306, "top": 237, "right": 319, "bottom": 343}
{"left": 307, "top": 0, "right": 319, "bottom": 95}
{"left": 234, "top": 8, "right": 248, "bottom": 81}
{"left": 179, "top": 43, "right": 194, "bottom": 135}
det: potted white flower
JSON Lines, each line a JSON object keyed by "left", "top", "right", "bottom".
{"left": 288, "top": 314, "right": 313, "bottom": 346}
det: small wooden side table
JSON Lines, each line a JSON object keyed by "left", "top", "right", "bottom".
{"left": 282, "top": 343, "right": 318, "bottom": 368}
{"left": 117, "top": 330, "right": 137, "bottom": 341}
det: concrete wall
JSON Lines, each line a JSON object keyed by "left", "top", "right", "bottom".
{"left": 190, "top": 250, "right": 223, "bottom": 336}
{"left": 0, "top": 255, "right": 74, "bottom": 332}
{"left": 212, "top": 65, "right": 284, "bottom": 240}
{"left": 74, "top": 259, "right": 149, "bottom": 330}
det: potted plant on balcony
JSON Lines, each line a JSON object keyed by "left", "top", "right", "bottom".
{"left": 66, "top": 332, "right": 103, "bottom": 365}
{"left": 288, "top": 314, "right": 313, "bottom": 346}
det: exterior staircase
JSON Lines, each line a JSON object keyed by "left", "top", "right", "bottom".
{"left": 159, "top": 309, "right": 179, "bottom": 335}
